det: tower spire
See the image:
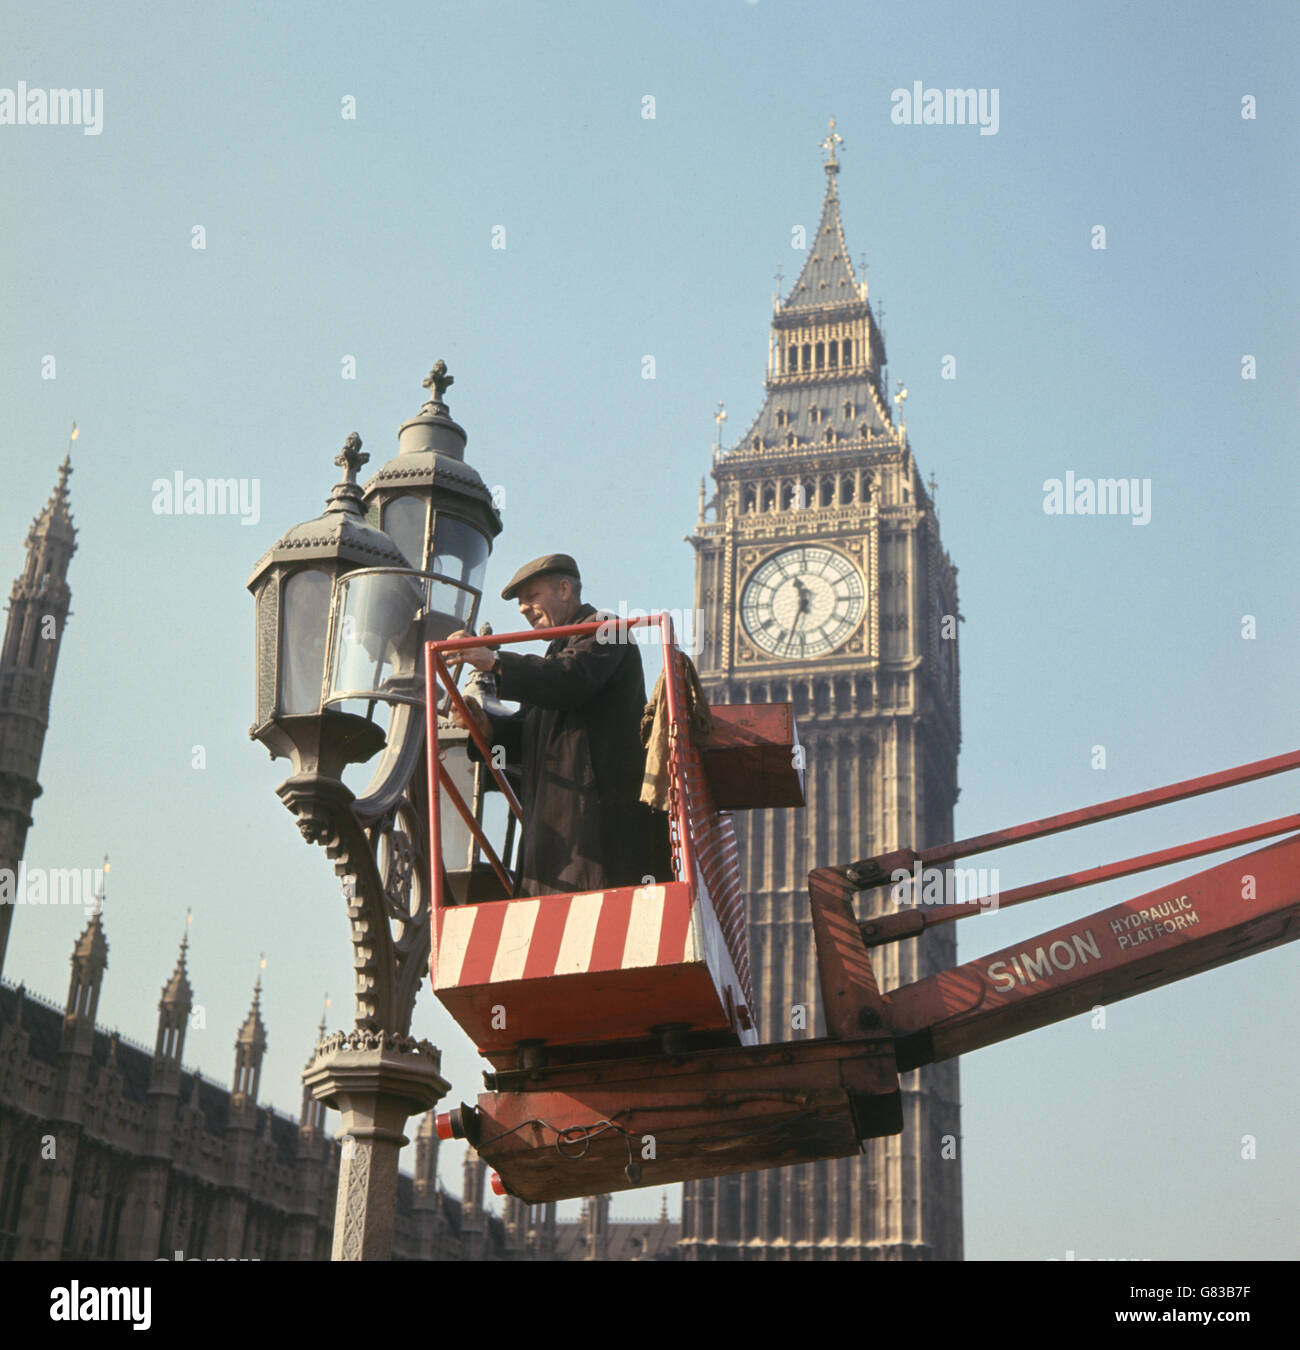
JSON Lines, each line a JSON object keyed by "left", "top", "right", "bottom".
{"left": 0, "top": 445, "right": 78, "bottom": 980}
{"left": 233, "top": 958, "right": 269, "bottom": 1103}
{"left": 781, "top": 120, "right": 866, "bottom": 311}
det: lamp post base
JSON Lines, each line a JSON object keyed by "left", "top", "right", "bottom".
{"left": 304, "top": 1030, "right": 450, "bottom": 1261}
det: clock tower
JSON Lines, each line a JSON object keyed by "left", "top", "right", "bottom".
{"left": 682, "top": 125, "right": 963, "bottom": 1260}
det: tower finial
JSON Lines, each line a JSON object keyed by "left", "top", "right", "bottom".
{"left": 819, "top": 116, "right": 843, "bottom": 175}
{"left": 88, "top": 854, "right": 109, "bottom": 917}
{"left": 713, "top": 402, "right": 727, "bottom": 453}
{"left": 58, "top": 423, "right": 78, "bottom": 495}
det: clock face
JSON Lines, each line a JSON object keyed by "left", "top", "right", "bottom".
{"left": 741, "top": 546, "right": 865, "bottom": 659}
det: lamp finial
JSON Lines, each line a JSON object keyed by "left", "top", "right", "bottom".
{"left": 422, "top": 360, "right": 455, "bottom": 414}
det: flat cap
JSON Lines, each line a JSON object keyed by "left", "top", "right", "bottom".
{"left": 500, "top": 552, "right": 581, "bottom": 601}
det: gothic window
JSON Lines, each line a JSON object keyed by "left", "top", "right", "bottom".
{"left": 787, "top": 344, "right": 797, "bottom": 373}
{"left": 820, "top": 476, "right": 835, "bottom": 507}
{"left": 843, "top": 400, "right": 854, "bottom": 419}
{"left": 785, "top": 432, "right": 796, "bottom": 448}
{"left": 815, "top": 341, "right": 825, "bottom": 370}
{"left": 841, "top": 473, "right": 856, "bottom": 503}
{"left": 761, "top": 482, "right": 776, "bottom": 511}
{"left": 97, "top": 1191, "right": 117, "bottom": 1258}
{"left": 60, "top": 1179, "right": 80, "bottom": 1260}
{"left": 742, "top": 485, "right": 756, "bottom": 513}
{"left": 800, "top": 478, "right": 815, "bottom": 509}
{"left": 829, "top": 340, "right": 839, "bottom": 367}
{"left": 808, "top": 406, "right": 821, "bottom": 424}
{"left": 842, "top": 337, "right": 853, "bottom": 365}
{"left": 802, "top": 343, "right": 811, "bottom": 372}
{"left": 775, "top": 408, "right": 787, "bottom": 428}
{"left": 780, "top": 481, "right": 796, "bottom": 510}
{"left": 815, "top": 681, "right": 830, "bottom": 714}
{"left": 793, "top": 683, "right": 810, "bottom": 716}
{"left": 0, "top": 1160, "right": 29, "bottom": 1261}
{"left": 824, "top": 428, "right": 836, "bottom": 445}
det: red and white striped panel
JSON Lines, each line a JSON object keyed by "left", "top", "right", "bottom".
{"left": 435, "top": 883, "right": 701, "bottom": 989}
{"left": 666, "top": 651, "right": 753, "bottom": 1011}
{"left": 433, "top": 880, "right": 757, "bottom": 1055}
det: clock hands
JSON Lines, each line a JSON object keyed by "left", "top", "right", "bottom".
{"left": 783, "top": 580, "right": 815, "bottom": 654}
{"left": 781, "top": 579, "right": 813, "bottom": 655}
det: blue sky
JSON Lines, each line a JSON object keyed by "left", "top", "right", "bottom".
{"left": 2, "top": 0, "right": 1297, "bottom": 1257}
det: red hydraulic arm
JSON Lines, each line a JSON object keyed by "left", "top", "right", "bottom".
{"left": 885, "top": 832, "right": 1300, "bottom": 1069}
{"left": 438, "top": 736, "right": 1300, "bottom": 1204}
{"left": 830, "top": 749, "right": 1300, "bottom": 1069}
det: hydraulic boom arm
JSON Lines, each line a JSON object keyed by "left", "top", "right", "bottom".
{"left": 883, "top": 832, "right": 1300, "bottom": 1069}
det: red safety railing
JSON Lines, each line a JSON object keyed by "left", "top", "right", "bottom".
{"left": 424, "top": 613, "right": 703, "bottom": 975}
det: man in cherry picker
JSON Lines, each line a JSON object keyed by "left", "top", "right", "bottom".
{"left": 450, "top": 553, "right": 671, "bottom": 898}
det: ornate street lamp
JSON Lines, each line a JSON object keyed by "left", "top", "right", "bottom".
{"left": 247, "top": 433, "right": 402, "bottom": 821}
{"left": 248, "top": 362, "right": 502, "bottom": 1260}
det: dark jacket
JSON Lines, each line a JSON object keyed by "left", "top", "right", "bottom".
{"left": 478, "top": 603, "right": 670, "bottom": 897}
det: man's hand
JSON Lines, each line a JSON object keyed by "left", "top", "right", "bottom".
{"left": 447, "top": 629, "right": 497, "bottom": 672}
{"left": 453, "top": 694, "right": 493, "bottom": 742}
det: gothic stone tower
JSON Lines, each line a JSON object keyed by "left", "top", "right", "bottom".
{"left": 0, "top": 453, "right": 77, "bottom": 980}
{"left": 682, "top": 131, "right": 963, "bottom": 1260}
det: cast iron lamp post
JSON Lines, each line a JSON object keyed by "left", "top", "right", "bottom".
{"left": 247, "top": 363, "right": 502, "bottom": 1259}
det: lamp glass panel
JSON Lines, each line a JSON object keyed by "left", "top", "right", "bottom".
{"left": 279, "top": 567, "right": 332, "bottom": 715}
{"left": 328, "top": 569, "right": 426, "bottom": 702}
{"left": 438, "top": 731, "right": 477, "bottom": 872}
{"left": 384, "top": 495, "right": 428, "bottom": 570}
{"left": 430, "top": 515, "right": 489, "bottom": 621}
